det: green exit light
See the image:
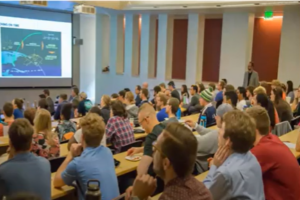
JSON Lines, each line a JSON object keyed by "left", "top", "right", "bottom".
{"left": 264, "top": 11, "right": 273, "bottom": 19}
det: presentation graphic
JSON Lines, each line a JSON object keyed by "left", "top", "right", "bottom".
{"left": 1, "top": 27, "right": 62, "bottom": 77}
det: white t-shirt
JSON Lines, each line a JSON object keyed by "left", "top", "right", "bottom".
{"left": 237, "top": 100, "right": 247, "bottom": 111}
{"left": 74, "top": 129, "right": 106, "bottom": 146}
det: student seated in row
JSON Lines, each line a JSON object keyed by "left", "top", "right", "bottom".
{"left": 106, "top": 100, "right": 135, "bottom": 152}
{"left": 56, "top": 103, "right": 76, "bottom": 141}
{"left": 54, "top": 113, "right": 119, "bottom": 200}
{"left": 78, "top": 92, "right": 93, "bottom": 117}
{"left": 54, "top": 94, "right": 69, "bottom": 120}
{"left": 0, "top": 119, "right": 51, "bottom": 200}
{"left": 68, "top": 106, "right": 107, "bottom": 150}
{"left": 162, "top": 97, "right": 179, "bottom": 126}
{"left": 12, "top": 98, "right": 24, "bottom": 119}
{"left": 0, "top": 102, "right": 14, "bottom": 137}
{"left": 247, "top": 106, "right": 300, "bottom": 200}
{"left": 198, "top": 88, "right": 216, "bottom": 126}
{"left": 203, "top": 110, "right": 264, "bottom": 200}
{"left": 31, "top": 109, "right": 60, "bottom": 159}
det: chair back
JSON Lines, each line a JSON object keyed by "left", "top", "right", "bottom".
{"left": 120, "top": 140, "right": 143, "bottom": 153}
{"left": 62, "top": 132, "right": 74, "bottom": 141}
{"left": 49, "top": 157, "right": 66, "bottom": 173}
{"left": 272, "top": 121, "right": 292, "bottom": 137}
{"left": 290, "top": 116, "right": 300, "bottom": 130}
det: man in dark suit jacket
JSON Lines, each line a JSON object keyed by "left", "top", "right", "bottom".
{"left": 243, "top": 61, "right": 259, "bottom": 88}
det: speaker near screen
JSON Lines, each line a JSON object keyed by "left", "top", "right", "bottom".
{"left": 0, "top": 6, "right": 72, "bottom": 87}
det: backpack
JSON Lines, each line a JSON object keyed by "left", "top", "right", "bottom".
{"left": 56, "top": 121, "right": 76, "bottom": 141}
{"left": 84, "top": 100, "right": 93, "bottom": 112}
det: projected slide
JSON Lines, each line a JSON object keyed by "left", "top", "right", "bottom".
{"left": 1, "top": 27, "right": 61, "bottom": 77}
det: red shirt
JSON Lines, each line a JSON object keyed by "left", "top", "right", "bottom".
{"left": 251, "top": 133, "right": 300, "bottom": 200}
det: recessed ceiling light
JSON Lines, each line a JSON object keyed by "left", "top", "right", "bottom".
{"left": 216, "top": 5, "right": 221, "bottom": 7}
{"left": 183, "top": 5, "right": 187, "bottom": 8}
{"left": 153, "top": 6, "right": 158, "bottom": 8}
{"left": 254, "top": 3, "right": 260, "bottom": 5}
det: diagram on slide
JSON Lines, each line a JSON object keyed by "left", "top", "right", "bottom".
{"left": 1, "top": 27, "right": 62, "bottom": 77}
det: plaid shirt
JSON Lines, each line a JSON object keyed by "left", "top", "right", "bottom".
{"left": 159, "top": 176, "right": 212, "bottom": 200}
{"left": 106, "top": 116, "right": 135, "bottom": 151}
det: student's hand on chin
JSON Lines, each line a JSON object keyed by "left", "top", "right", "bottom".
{"left": 132, "top": 174, "right": 157, "bottom": 200}
{"left": 70, "top": 143, "right": 83, "bottom": 157}
{"left": 213, "top": 145, "right": 230, "bottom": 168}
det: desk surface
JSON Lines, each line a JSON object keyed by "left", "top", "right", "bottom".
{"left": 279, "top": 129, "right": 300, "bottom": 158}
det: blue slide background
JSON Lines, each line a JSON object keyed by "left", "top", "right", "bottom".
{"left": 1, "top": 27, "right": 62, "bottom": 77}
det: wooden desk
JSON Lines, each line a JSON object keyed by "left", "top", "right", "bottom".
{"left": 279, "top": 129, "right": 300, "bottom": 158}
{"left": 51, "top": 173, "right": 74, "bottom": 199}
{"left": 152, "top": 171, "right": 209, "bottom": 200}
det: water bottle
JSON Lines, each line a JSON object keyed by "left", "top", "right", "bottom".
{"left": 176, "top": 107, "right": 181, "bottom": 119}
{"left": 200, "top": 115, "right": 207, "bottom": 127}
{"left": 85, "top": 180, "right": 101, "bottom": 200}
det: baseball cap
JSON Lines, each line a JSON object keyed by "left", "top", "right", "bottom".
{"left": 216, "top": 103, "right": 233, "bottom": 117}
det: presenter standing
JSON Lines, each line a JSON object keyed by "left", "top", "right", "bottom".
{"left": 243, "top": 61, "right": 260, "bottom": 88}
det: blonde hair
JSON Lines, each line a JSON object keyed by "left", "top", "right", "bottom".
{"left": 271, "top": 80, "right": 281, "bottom": 87}
{"left": 254, "top": 86, "right": 266, "bottom": 95}
{"left": 125, "top": 91, "right": 135, "bottom": 104}
{"left": 80, "top": 113, "right": 105, "bottom": 147}
{"left": 34, "top": 109, "right": 56, "bottom": 144}
{"left": 102, "top": 95, "right": 111, "bottom": 106}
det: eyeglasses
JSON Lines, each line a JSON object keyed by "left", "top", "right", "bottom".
{"left": 152, "top": 141, "right": 166, "bottom": 157}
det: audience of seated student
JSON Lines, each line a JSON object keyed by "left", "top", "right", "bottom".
{"left": 215, "top": 80, "right": 226, "bottom": 108}
{"left": 271, "top": 87, "right": 293, "bottom": 122}
{"left": 168, "top": 81, "right": 180, "bottom": 101}
{"left": 68, "top": 106, "right": 106, "bottom": 150}
{"left": 12, "top": 98, "right": 24, "bottom": 119}
{"left": 0, "top": 103, "right": 14, "bottom": 137}
{"left": 183, "top": 85, "right": 201, "bottom": 114}
{"left": 0, "top": 119, "right": 51, "bottom": 200}
{"left": 162, "top": 98, "right": 179, "bottom": 126}
{"left": 31, "top": 109, "right": 60, "bottom": 159}
{"left": 246, "top": 106, "right": 300, "bottom": 200}
{"left": 56, "top": 103, "right": 76, "bottom": 141}
{"left": 127, "top": 123, "right": 212, "bottom": 200}
{"left": 246, "top": 85, "right": 255, "bottom": 104}
{"left": 224, "top": 91, "right": 238, "bottom": 108}
{"left": 151, "top": 86, "right": 162, "bottom": 108}
{"left": 236, "top": 87, "right": 247, "bottom": 111}
{"left": 78, "top": 92, "right": 93, "bottom": 117}
{"left": 292, "top": 85, "right": 300, "bottom": 117}
{"left": 125, "top": 91, "right": 139, "bottom": 119}
{"left": 180, "top": 84, "right": 189, "bottom": 101}
{"left": 156, "top": 92, "right": 169, "bottom": 122}
{"left": 186, "top": 103, "right": 233, "bottom": 174}
{"left": 100, "top": 95, "right": 111, "bottom": 124}
{"left": 198, "top": 88, "right": 216, "bottom": 126}
{"left": 70, "top": 86, "right": 80, "bottom": 108}
{"left": 142, "top": 82, "right": 149, "bottom": 89}
{"left": 54, "top": 113, "right": 119, "bottom": 200}
{"left": 54, "top": 94, "right": 69, "bottom": 120}
{"left": 159, "top": 83, "right": 166, "bottom": 93}
{"left": 127, "top": 104, "right": 165, "bottom": 176}
{"left": 106, "top": 100, "right": 135, "bottom": 152}
{"left": 43, "top": 89, "right": 55, "bottom": 115}
{"left": 24, "top": 108, "right": 36, "bottom": 126}
{"left": 203, "top": 110, "right": 264, "bottom": 200}
{"left": 287, "top": 80, "right": 295, "bottom": 103}
{"left": 253, "top": 94, "right": 276, "bottom": 128}
{"left": 135, "top": 85, "right": 142, "bottom": 106}
{"left": 111, "top": 93, "right": 119, "bottom": 101}
{"left": 38, "top": 98, "right": 48, "bottom": 110}
{"left": 118, "top": 90, "right": 126, "bottom": 105}
{"left": 139, "top": 88, "right": 149, "bottom": 107}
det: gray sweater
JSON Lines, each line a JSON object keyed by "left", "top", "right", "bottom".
{"left": 126, "top": 104, "right": 139, "bottom": 119}
{"left": 194, "top": 125, "right": 218, "bottom": 174}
